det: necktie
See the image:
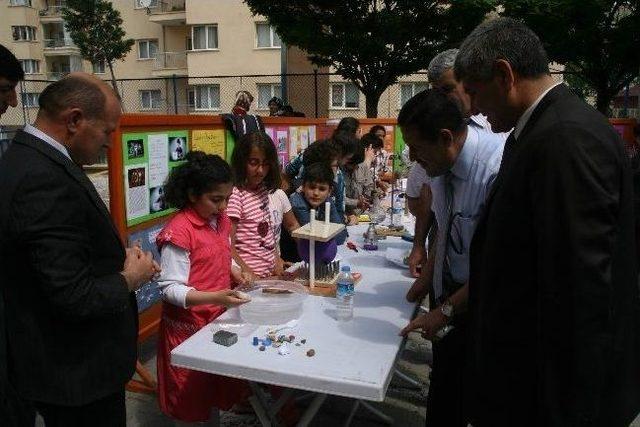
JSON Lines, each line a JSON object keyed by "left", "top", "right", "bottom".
{"left": 433, "top": 172, "right": 455, "bottom": 302}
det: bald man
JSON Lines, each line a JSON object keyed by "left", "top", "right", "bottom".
{"left": 0, "top": 73, "right": 159, "bottom": 426}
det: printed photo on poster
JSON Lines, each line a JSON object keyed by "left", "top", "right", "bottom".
{"left": 149, "top": 186, "right": 167, "bottom": 213}
{"left": 128, "top": 167, "right": 146, "bottom": 188}
{"left": 125, "top": 164, "right": 150, "bottom": 221}
{"left": 169, "top": 136, "right": 187, "bottom": 161}
{"left": 127, "top": 138, "right": 144, "bottom": 160}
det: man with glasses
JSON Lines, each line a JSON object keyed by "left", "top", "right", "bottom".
{"left": 399, "top": 88, "right": 504, "bottom": 427}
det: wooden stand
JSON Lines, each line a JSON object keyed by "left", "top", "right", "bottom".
{"left": 290, "top": 202, "right": 345, "bottom": 290}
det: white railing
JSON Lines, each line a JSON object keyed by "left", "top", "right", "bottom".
{"left": 154, "top": 51, "right": 187, "bottom": 70}
{"left": 151, "top": 0, "right": 185, "bottom": 14}
{"left": 39, "top": 5, "right": 65, "bottom": 17}
{"left": 43, "top": 38, "right": 76, "bottom": 48}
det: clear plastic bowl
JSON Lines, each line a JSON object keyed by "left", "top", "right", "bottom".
{"left": 237, "top": 280, "right": 308, "bottom": 325}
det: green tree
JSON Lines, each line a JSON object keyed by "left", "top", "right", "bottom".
{"left": 500, "top": 0, "right": 640, "bottom": 114}
{"left": 62, "top": 0, "right": 134, "bottom": 98}
{"left": 245, "top": 0, "right": 496, "bottom": 117}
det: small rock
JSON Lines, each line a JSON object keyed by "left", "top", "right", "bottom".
{"left": 295, "top": 343, "right": 301, "bottom": 347}
{"left": 289, "top": 335, "right": 295, "bottom": 341}
{"left": 273, "top": 342, "right": 281, "bottom": 348}
{"left": 306, "top": 349, "right": 315, "bottom": 357}
{"left": 301, "top": 339, "right": 307, "bottom": 344}
{"left": 259, "top": 346, "right": 265, "bottom": 351}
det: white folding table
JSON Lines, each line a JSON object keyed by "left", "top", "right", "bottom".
{"left": 171, "top": 223, "right": 417, "bottom": 426}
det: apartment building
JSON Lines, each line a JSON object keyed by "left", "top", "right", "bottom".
{"left": 0, "top": 0, "right": 440, "bottom": 126}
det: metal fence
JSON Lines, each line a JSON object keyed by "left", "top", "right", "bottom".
{"left": 2, "top": 70, "right": 634, "bottom": 133}
{"left": 0, "top": 71, "right": 434, "bottom": 129}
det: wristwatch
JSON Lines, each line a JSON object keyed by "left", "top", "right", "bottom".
{"left": 440, "top": 300, "right": 454, "bottom": 321}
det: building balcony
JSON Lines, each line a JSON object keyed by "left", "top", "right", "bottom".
{"left": 152, "top": 51, "right": 188, "bottom": 77}
{"left": 43, "top": 38, "right": 79, "bottom": 55}
{"left": 39, "top": 5, "right": 65, "bottom": 22}
{"left": 149, "top": 0, "right": 186, "bottom": 26}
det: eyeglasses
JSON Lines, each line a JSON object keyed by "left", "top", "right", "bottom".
{"left": 247, "top": 159, "right": 271, "bottom": 168}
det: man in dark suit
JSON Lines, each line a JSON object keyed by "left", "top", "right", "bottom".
{"left": 454, "top": 18, "right": 640, "bottom": 426}
{"left": 0, "top": 73, "right": 159, "bottom": 426}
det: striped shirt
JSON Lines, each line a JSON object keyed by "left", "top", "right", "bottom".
{"left": 227, "top": 186, "right": 276, "bottom": 277}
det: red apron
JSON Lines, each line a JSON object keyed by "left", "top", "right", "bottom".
{"left": 156, "top": 208, "right": 249, "bottom": 422}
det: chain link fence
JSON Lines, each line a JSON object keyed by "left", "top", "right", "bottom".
{"left": 5, "top": 70, "right": 631, "bottom": 137}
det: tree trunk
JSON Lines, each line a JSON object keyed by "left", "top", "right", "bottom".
{"left": 595, "top": 89, "right": 613, "bottom": 116}
{"left": 107, "top": 61, "right": 122, "bottom": 104}
{"left": 364, "top": 90, "right": 382, "bottom": 118}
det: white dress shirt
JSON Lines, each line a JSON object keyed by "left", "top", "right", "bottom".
{"left": 513, "top": 82, "right": 562, "bottom": 140}
{"left": 23, "top": 124, "right": 71, "bottom": 160}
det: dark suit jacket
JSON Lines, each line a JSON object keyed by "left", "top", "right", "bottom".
{"left": 468, "top": 84, "right": 640, "bottom": 426}
{"left": 0, "top": 130, "right": 138, "bottom": 407}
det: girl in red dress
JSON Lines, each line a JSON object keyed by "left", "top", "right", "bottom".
{"left": 155, "top": 151, "right": 250, "bottom": 424}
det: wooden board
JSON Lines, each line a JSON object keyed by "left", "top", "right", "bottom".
{"left": 295, "top": 273, "right": 362, "bottom": 297}
{"left": 291, "top": 222, "right": 346, "bottom": 242}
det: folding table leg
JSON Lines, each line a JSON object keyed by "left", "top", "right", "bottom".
{"left": 393, "top": 368, "right": 423, "bottom": 389}
{"left": 248, "top": 394, "right": 272, "bottom": 427}
{"left": 296, "top": 393, "right": 328, "bottom": 427}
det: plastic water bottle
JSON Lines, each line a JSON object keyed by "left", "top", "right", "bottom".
{"left": 336, "top": 266, "right": 354, "bottom": 321}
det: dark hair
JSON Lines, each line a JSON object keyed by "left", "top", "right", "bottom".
{"left": 348, "top": 142, "right": 365, "bottom": 166}
{"left": 231, "top": 131, "right": 281, "bottom": 191}
{"left": 39, "top": 75, "right": 107, "bottom": 119}
{"left": 268, "top": 97, "right": 283, "bottom": 108}
{"left": 331, "top": 130, "right": 359, "bottom": 158}
{"left": 302, "top": 162, "right": 335, "bottom": 187}
{"left": 369, "top": 125, "right": 386, "bottom": 136}
{"left": 302, "top": 140, "right": 339, "bottom": 169}
{"left": 335, "top": 117, "right": 360, "bottom": 136}
{"left": 397, "top": 88, "right": 466, "bottom": 142}
{"left": 455, "top": 17, "right": 550, "bottom": 82}
{"left": 360, "top": 133, "right": 383, "bottom": 150}
{"left": 0, "top": 44, "right": 24, "bottom": 81}
{"left": 164, "top": 151, "right": 232, "bottom": 209}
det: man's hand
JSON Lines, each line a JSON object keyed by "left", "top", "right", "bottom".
{"left": 400, "top": 309, "right": 448, "bottom": 340}
{"left": 406, "top": 274, "right": 429, "bottom": 303}
{"left": 121, "top": 247, "right": 159, "bottom": 292}
{"left": 408, "top": 245, "right": 427, "bottom": 278}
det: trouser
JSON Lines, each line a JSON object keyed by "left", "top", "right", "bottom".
{"left": 35, "top": 390, "right": 126, "bottom": 427}
{"left": 425, "top": 319, "right": 468, "bottom": 427}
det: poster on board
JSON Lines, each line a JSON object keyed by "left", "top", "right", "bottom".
{"left": 128, "top": 222, "right": 166, "bottom": 312}
{"left": 122, "top": 130, "right": 188, "bottom": 226}
{"left": 192, "top": 129, "right": 225, "bottom": 158}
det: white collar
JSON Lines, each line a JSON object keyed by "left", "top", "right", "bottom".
{"left": 23, "top": 124, "right": 71, "bottom": 160}
{"left": 513, "top": 82, "right": 562, "bottom": 140}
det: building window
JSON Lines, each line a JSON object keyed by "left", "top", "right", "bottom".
{"left": 138, "top": 39, "right": 158, "bottom": 59}
{"left": 134, "top": 0, "right": 158, "bottom": 8}
{"left": 21, "top": 93, "right": 39, "bottom": 108}
{"left": 191, "top": 25, "right": 218, "bottom": 50}
{"left": 257, "top": 84, "right": 282, "bottom": 109}
{"left": 92, "top": 60, "right": 106, "bottom": 74}
{"left": 399, "top": 82, "right": 429, "bottom": 108}
{"left": 10, "top": 0, "right": 32, "bottom": 6}
{"left": 194, "top": 85, "right": 220, "bottom": 110}
{"left": 331, "top": 82, "right": 359, "bottom": 109}
{"left": 139, "top": 90, "right": 161, "bottom": 110}
{"left": 12, "top": 26, "right": 37, "bottom": 41}
{"left": 256, "top": 23, "right": 281, "bottom": 48}
{"left": 187, "top": 88, "right": 195, "bottom": 109}
{"left": 19, "top": 59, "right": 40, "bottom": 74}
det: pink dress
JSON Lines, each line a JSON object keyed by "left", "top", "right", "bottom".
{"left": 155, "top": 207, "right": 248, "bottom": 422}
